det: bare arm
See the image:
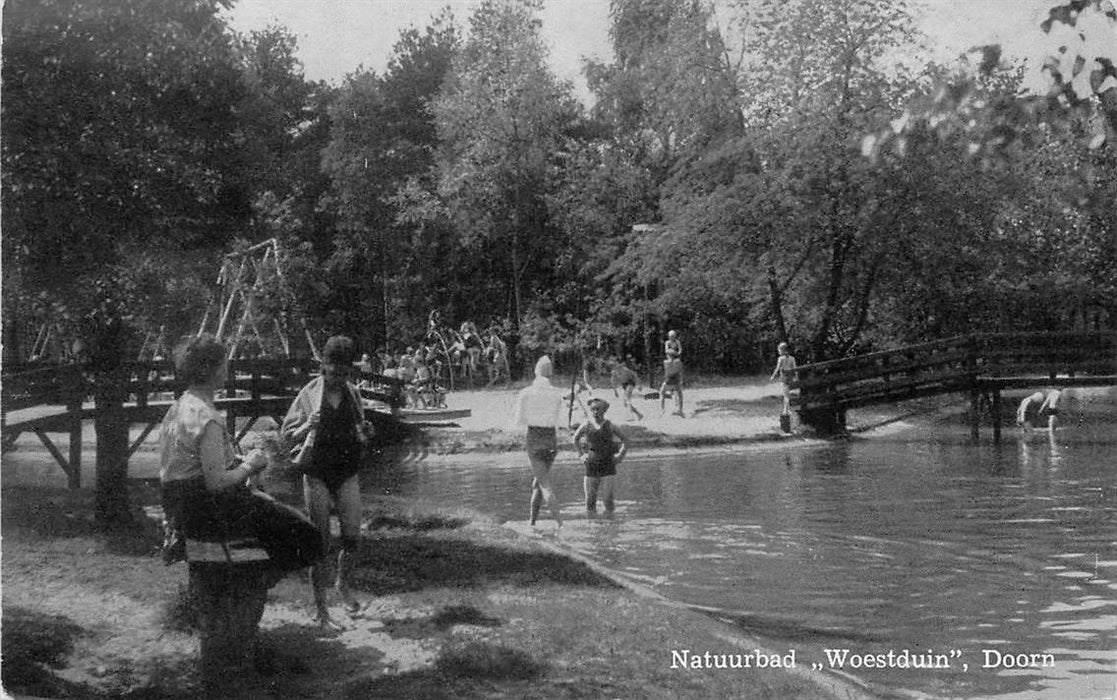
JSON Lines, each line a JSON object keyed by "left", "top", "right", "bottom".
{"left": 199, "top": 422, "right": 264, "bottom": 492}
{"left": 611, "top": 427, "right": 628, "bottom": 466}
{"left": 572, "top": 422, "right": 589, "bottom": 457}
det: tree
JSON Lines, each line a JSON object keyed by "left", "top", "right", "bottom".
{"left": 421, "top": 0, "right": 581, "bottom": 326}
{"left": 317, "top": 13, "right": 460, "bottom": 348}
{"left": 864, "top": 0, "right": 1117, "bottom": 160}
{"left": 2, "top": 0, "right": 250, "bottom": 525}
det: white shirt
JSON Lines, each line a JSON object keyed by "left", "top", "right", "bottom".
{"left": 512, "top": 376, "right": 566, "bottom": 428}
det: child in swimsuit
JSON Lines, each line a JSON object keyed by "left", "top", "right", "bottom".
{"left": 573, "top": 398, "right": 627, "bottom": 515}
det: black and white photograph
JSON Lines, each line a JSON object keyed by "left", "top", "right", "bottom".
{"left": 2, "top": 0, "right": 1115, "bottom": 698}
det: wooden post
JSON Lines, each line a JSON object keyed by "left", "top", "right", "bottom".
{"left": 991, "top": 389, "right": 1002, "bottom": 444}
{"left": 67, "top": 391, "right": 83, "bottom": 490}
{"left": 190, "top": 562, "right": 270, "bottom": 695}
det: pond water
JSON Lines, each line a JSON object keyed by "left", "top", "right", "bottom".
{"left": 368, "top": 417, "right": 1117, "bottom": 699}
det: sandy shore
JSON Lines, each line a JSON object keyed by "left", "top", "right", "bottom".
{"left": 426, "top": 377, "right": 802, "bottom": 454}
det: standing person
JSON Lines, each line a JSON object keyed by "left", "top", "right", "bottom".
{"left": 659, "top": 330, "right": 684, "bottom": 417}
{"left": 282, "top": 336, "right": 374, "bottom": 627}
{"left": 609, "top": 355, "right": 644, "bottom": 420}
{"left": 512, "top": 355, "right": 566, "bottom": 528}
{"left": 769, "top": 341, "right": 798, "bottom": 416}
{"left": 573, "top": 398, "right": 627, "bottom": 516}
{"left": 159, "top": 334, "right": 321, "bottom": 576}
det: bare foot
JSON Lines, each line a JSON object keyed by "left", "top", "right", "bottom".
{"left": 315, "top": 611, "right": 346, "bottom": 631}
{"left": 338, "top": 587, "right": 361, "bottom": 615}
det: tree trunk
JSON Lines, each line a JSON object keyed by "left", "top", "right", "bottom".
{"left": 765, "top": 261, "right": 788, "bottom": 343}
{"left": 90, "top": 317, "right": 133, "bottom": 527}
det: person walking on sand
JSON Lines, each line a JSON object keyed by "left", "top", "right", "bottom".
{"left": 283, "top": 335, "right": 375, "bottom": 627}
{"left": 512, "top": 355, "right": 566, "bottom": 528}
{"left": 769, "top": 341, "right": 798, "bottom": 415}
{"left": 609, "top": 355, "right": 643, "bottom": 420}
{"left": 573, "top": 398, "right": 627, "bottom": 516}
{"left": 660, "top": 330, "right": 684, "bottom": 417}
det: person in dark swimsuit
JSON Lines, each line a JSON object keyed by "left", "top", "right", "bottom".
{"left": 573, "top": 398, "right": 627, "bottom": 516}
{"left": 282, "top": 335, "right": 374, "bottom": 627}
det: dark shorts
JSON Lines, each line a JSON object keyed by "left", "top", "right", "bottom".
{"left": 526, "top": 426, "right": 557, "bottom": 465}
{"left": 664, "top": 373, "right": 682, "bottom": 389}
{"left": 621, "top": 380, "right": 636, "bottom": 390}
{"left": 585, "top": 455, "right": 616, "bottom": 478}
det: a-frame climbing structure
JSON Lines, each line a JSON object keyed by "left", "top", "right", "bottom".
{"left": 197, "top": 238, "right": 318, "bottom": 360}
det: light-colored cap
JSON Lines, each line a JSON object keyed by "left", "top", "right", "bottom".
{"left": 668, "top": 330, "right": 677, "bottom": 338}
{"left": 534, "top": 355, "right": 553, "bottom": 378}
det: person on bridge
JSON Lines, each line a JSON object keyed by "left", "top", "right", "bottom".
{"left": 282, "top": 335, "right": 375, "bottom": 627}
{"left": 158, "top": 334, "right": 322, "bottom": 576}
{"left": 660, "top": 330, "right": 685, "bottom": 417}
{"left": 512, "top": 355, "right": 566, "bottom": 528}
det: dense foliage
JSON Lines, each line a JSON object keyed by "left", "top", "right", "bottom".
{"left": 5, "top": 0, "right": 1115, "bottom": 365}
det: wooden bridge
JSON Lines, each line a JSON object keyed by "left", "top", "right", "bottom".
{"left": 1, "top": 359, "right": 425, "bottom": 489}
{"left": 789, "top": 331, "right": 1117, "bottom": 440}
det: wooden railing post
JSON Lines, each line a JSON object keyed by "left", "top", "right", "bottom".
{"left": 66, "top": 367, "right": 84, "bottom": 490}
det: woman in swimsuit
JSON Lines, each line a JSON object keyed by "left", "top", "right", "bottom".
{"left": 283, "top": 335, "right": 374, "bottom": 627}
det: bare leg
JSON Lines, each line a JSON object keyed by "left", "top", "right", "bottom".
{"left": 601, "top": 475, "right": 615, "bottom": 514}
{"left": 529, "top": 478, "right": 543, "bottom": 525}
{"left": 303, "top": 476, "right": 339, "bottom": 627}
{"left": 333, "top": 476, "right": 363, "bottom": 613}
{"left": 528, "top": 452, "right": 562, "bottom": 527}
{"left": 626, "top": 386, "right": 643, "bottom": 420}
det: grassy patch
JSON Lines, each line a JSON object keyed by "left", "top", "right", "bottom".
{"left": 2, "top": 483, "right": 858, "bottom": 700}
{"left": 382, "top": 603, "right": 503, "bottom": 639}
{"left": 1, "top": 607, "right": 85, "bottom": 688}
{"left": 436, "top": 640, "right": 544, "bottom": 680}
{"left": 348, "top": 534, "right": 620, "bottom": 595}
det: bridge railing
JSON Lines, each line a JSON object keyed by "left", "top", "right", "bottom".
{"left": 1, "top": 363, "right": 88, "bottom": 411}
{"left": 791, "top": 331, "right": 1117, "bottom": 414}
{"left": 791, "top": 335, "right": 976, "bottom": 410}
{"left": 971, "top": 332, "right": 1117, "bottom": 378}
{"left": 3, "top": 358, "right": 408, "bottom": 417}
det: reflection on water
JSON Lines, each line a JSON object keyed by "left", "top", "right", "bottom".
{"left": 365, "top": 419, "right": 1116, "bottom": 699}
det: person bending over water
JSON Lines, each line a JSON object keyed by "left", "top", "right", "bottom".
{"left": 1017, "top": 388, "right": 1061, "bottom": 433}
{"left": 512, "top": 356, "right": 567, "bottom": 527}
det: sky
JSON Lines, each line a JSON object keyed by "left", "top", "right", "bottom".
{"left": 224, "top": 0, "right": 1061, "bottom": 100}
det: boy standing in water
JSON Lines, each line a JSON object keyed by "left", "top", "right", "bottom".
{"left": 573, "top": 398, "right": 627, "bottom": 516}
